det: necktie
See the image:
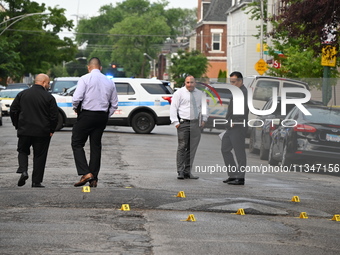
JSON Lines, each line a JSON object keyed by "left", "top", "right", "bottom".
{"left": 191, "top": 91, "right": 199, "bottom": 119}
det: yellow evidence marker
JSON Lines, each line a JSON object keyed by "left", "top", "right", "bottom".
{"left": 120, "top": 204, "right": 130, "bottom": 211}
{"left": 82, "top": 186, "right": 90, "bottom": 192}
{"left": 181, "top": 214, "right": 196, "bottom": 222}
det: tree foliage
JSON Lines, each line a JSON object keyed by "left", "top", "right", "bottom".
{"left": 243, "top": 0, "right": 267, "bottom": 40}
{"left": 244, "top": 0, "right": 339, "bottom": 81}
{"left": 109, "top": 12, "right": 170, "bottom": 77}
{"left": 75, "top": 0, "right": 197, "bottom": 77}
{"left": 170, "top": 50, "right": 209, "bottom": 87}
{"left": 274, "top": 0, "right": 339, "bottom": 54}
{"left": 0, "top": 0, "right": 77, "bottom": 84}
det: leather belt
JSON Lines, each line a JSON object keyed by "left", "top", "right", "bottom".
{"left": 82, "top": 109, "right": 107, "bottom": 113}
{"left": 180, "top": 119, "right": 199, "bottom": 123}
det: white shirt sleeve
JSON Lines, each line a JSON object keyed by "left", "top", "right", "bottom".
{"left": 170, "top": 90, "right": 181, "bottom": 126}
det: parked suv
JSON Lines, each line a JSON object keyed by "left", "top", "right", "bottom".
{"left": 244, "top": 75, "right": 310, "bottom": 120}
{"left": 52, "top": 78, "right": 173, "bottom": 133}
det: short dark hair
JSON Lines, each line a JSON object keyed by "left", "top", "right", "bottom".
{"left": 88, "top": 57, "right": 101, "bottom": 67}
{"left": 230, "top": 71, "right": 243, "bottom": 79}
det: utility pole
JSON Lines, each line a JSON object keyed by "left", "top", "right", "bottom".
{"left": 260, "top": 0, "right": 264, "bottom": 60}
{"left": 320, "top": 15, "right": 338, "bottom": 105}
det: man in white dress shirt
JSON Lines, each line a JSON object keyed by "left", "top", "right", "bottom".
{"left": 170, "top": 75, "right": 207, "bottom": 179}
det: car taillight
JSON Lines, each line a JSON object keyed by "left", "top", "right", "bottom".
{"left": 162, "top": 96, "right": 172, "bottom": 104}
{"left": 293, "top": 124, "right": 316, "bottom": 133}
{"left": 269, "top": 124, "right": 278, "bottom": 136}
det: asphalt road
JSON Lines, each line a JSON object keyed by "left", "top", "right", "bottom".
{"left": 1, "top": 116, "right": 340, "bottom": 255}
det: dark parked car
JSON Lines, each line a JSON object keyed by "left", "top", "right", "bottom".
{"left": 249, "top": 98, "right": 323, "bottom": 160}
{"left": 248, "top": 97, "right": 297, "bottom": 160}
{"left": 268, "top": 105, "right": 340, "bottom": 167}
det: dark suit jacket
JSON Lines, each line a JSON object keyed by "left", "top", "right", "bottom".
{"left": 226, "top": 84, "right": 249, "bottom": 129}
{"left": 10, "top": 85, "right": 59, "bottom": 137}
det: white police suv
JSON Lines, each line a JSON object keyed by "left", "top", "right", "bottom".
{"left": 52, "top": 78, "right": 173, "bottom": 134}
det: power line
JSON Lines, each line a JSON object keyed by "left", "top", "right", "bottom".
{"left": 2, "top": 28, "right": 257, "bottom": 38}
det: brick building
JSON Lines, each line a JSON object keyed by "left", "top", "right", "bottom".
{"left": 196, "top": 0, "right": 232, "bottom": 80}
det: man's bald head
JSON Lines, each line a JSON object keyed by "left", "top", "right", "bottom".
{"left": 35, "top": 74, "right": 50, "bottom": 90}
{"left": 87, "top": 57, "right": 102, "bottom": 72}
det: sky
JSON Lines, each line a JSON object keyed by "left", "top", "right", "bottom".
{"left": 34, "top": 0, "right": 197, "bottom": 26}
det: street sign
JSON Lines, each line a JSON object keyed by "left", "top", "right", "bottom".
{"left": 321, "top": 45, "right": 337, "bottom": 67}
{"left": 254, "top": 59, "right": 268, "bottom": 75}
{"left": 256, "top": 43, "right": 268, "bottom": 52}
{"left": 273, "top": 60, "right": 281, "bottom": 69}
{"left": 264, "top": 50, "right": 282, "bottom": 55}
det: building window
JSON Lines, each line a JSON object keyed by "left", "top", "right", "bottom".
{"left": 212, "top": 33, "right": 221, "bottom": 51}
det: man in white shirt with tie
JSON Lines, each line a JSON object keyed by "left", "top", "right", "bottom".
{"left": 170, "top": 75, "right": 207, "bottom": 179}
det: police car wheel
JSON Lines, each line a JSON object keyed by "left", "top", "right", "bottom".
{"left": 131, "top": 112, "right": 155, "bottom": 134}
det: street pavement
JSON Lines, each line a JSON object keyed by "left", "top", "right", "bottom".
{"left": 1, "top": 116, "right": 340, "bottom": 255}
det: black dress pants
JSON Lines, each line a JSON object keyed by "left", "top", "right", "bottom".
{"left": 16, "top": 135, "right": 51, "bottom": 183}
{"left": 176, "top": 121, "right": 201, "bottom": 175}
{"left": 71, "top": 110, "right": 108, "bottom": 179}
{"left": 221, "top": 126, "right": 247, "bottom": 178}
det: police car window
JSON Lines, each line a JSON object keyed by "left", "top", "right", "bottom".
{"left": 53, "top": 81, "right": 78, "bottom": 93}
{"left": 283, "top": 82, "right": 306, "bottom": 98}
{"left": 141, "top": 83, "right": 172, "bottom": 94}
{"left": 115, "top": 83, "right": 135, "bottom": 95}
{"left": 215, "top": 88, "right": 232, "bottom": 99}
{"left": 253, "top": 80, "right": 279, "bottom": 101}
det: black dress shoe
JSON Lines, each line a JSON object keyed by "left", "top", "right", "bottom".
{"left": 227, "top": 178, "right": 245, "bottom": 185}
{"left": 177, "top": 172, "right": 185, "bottom": 179}
{"left": 89, "top": 180, "right": 98, "bottom": 187}
{"left": 184, "top": 173, "right": 199, "bottom": 179}
{"left": 18, "top": 172, "right": 28, "bottom": 187}
{"left": 32, "top": 183, "right": 45, "bottom": 188}
{"left": 223, "top": 177, "right": 236, "bottom": 183}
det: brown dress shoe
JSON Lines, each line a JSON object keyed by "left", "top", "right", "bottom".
{"left": 74, "top": 173, "right": 94, "bottom": 187}
{"left": 89, "top": 180, "right": 97, "bottom": 187}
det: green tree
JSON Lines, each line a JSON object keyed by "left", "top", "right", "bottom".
{"left": 244, "top": 0, "right": 339, "bottom": 82}
{"left": 170, "top": 50, "right": 209, "bottom": 87}
{"left": 275, "top": 0, "right": 339, "bottom": 54}
{"left": 109, "top": 12, "right": 170, "bottom": 77}
{"left": 0, "top": 39, "right": 23, "bottom": 84}
{"left": 217, "top": 70, "right": 227, "bottom": 83}
{"left": 75, "top": 0, "right": 197, "bottom": 77}
{"left": 0, "top": 0, "right": 77, "bottom": 83}
{"left": 243, "top": 0, "right": 267, "bottom": 40}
